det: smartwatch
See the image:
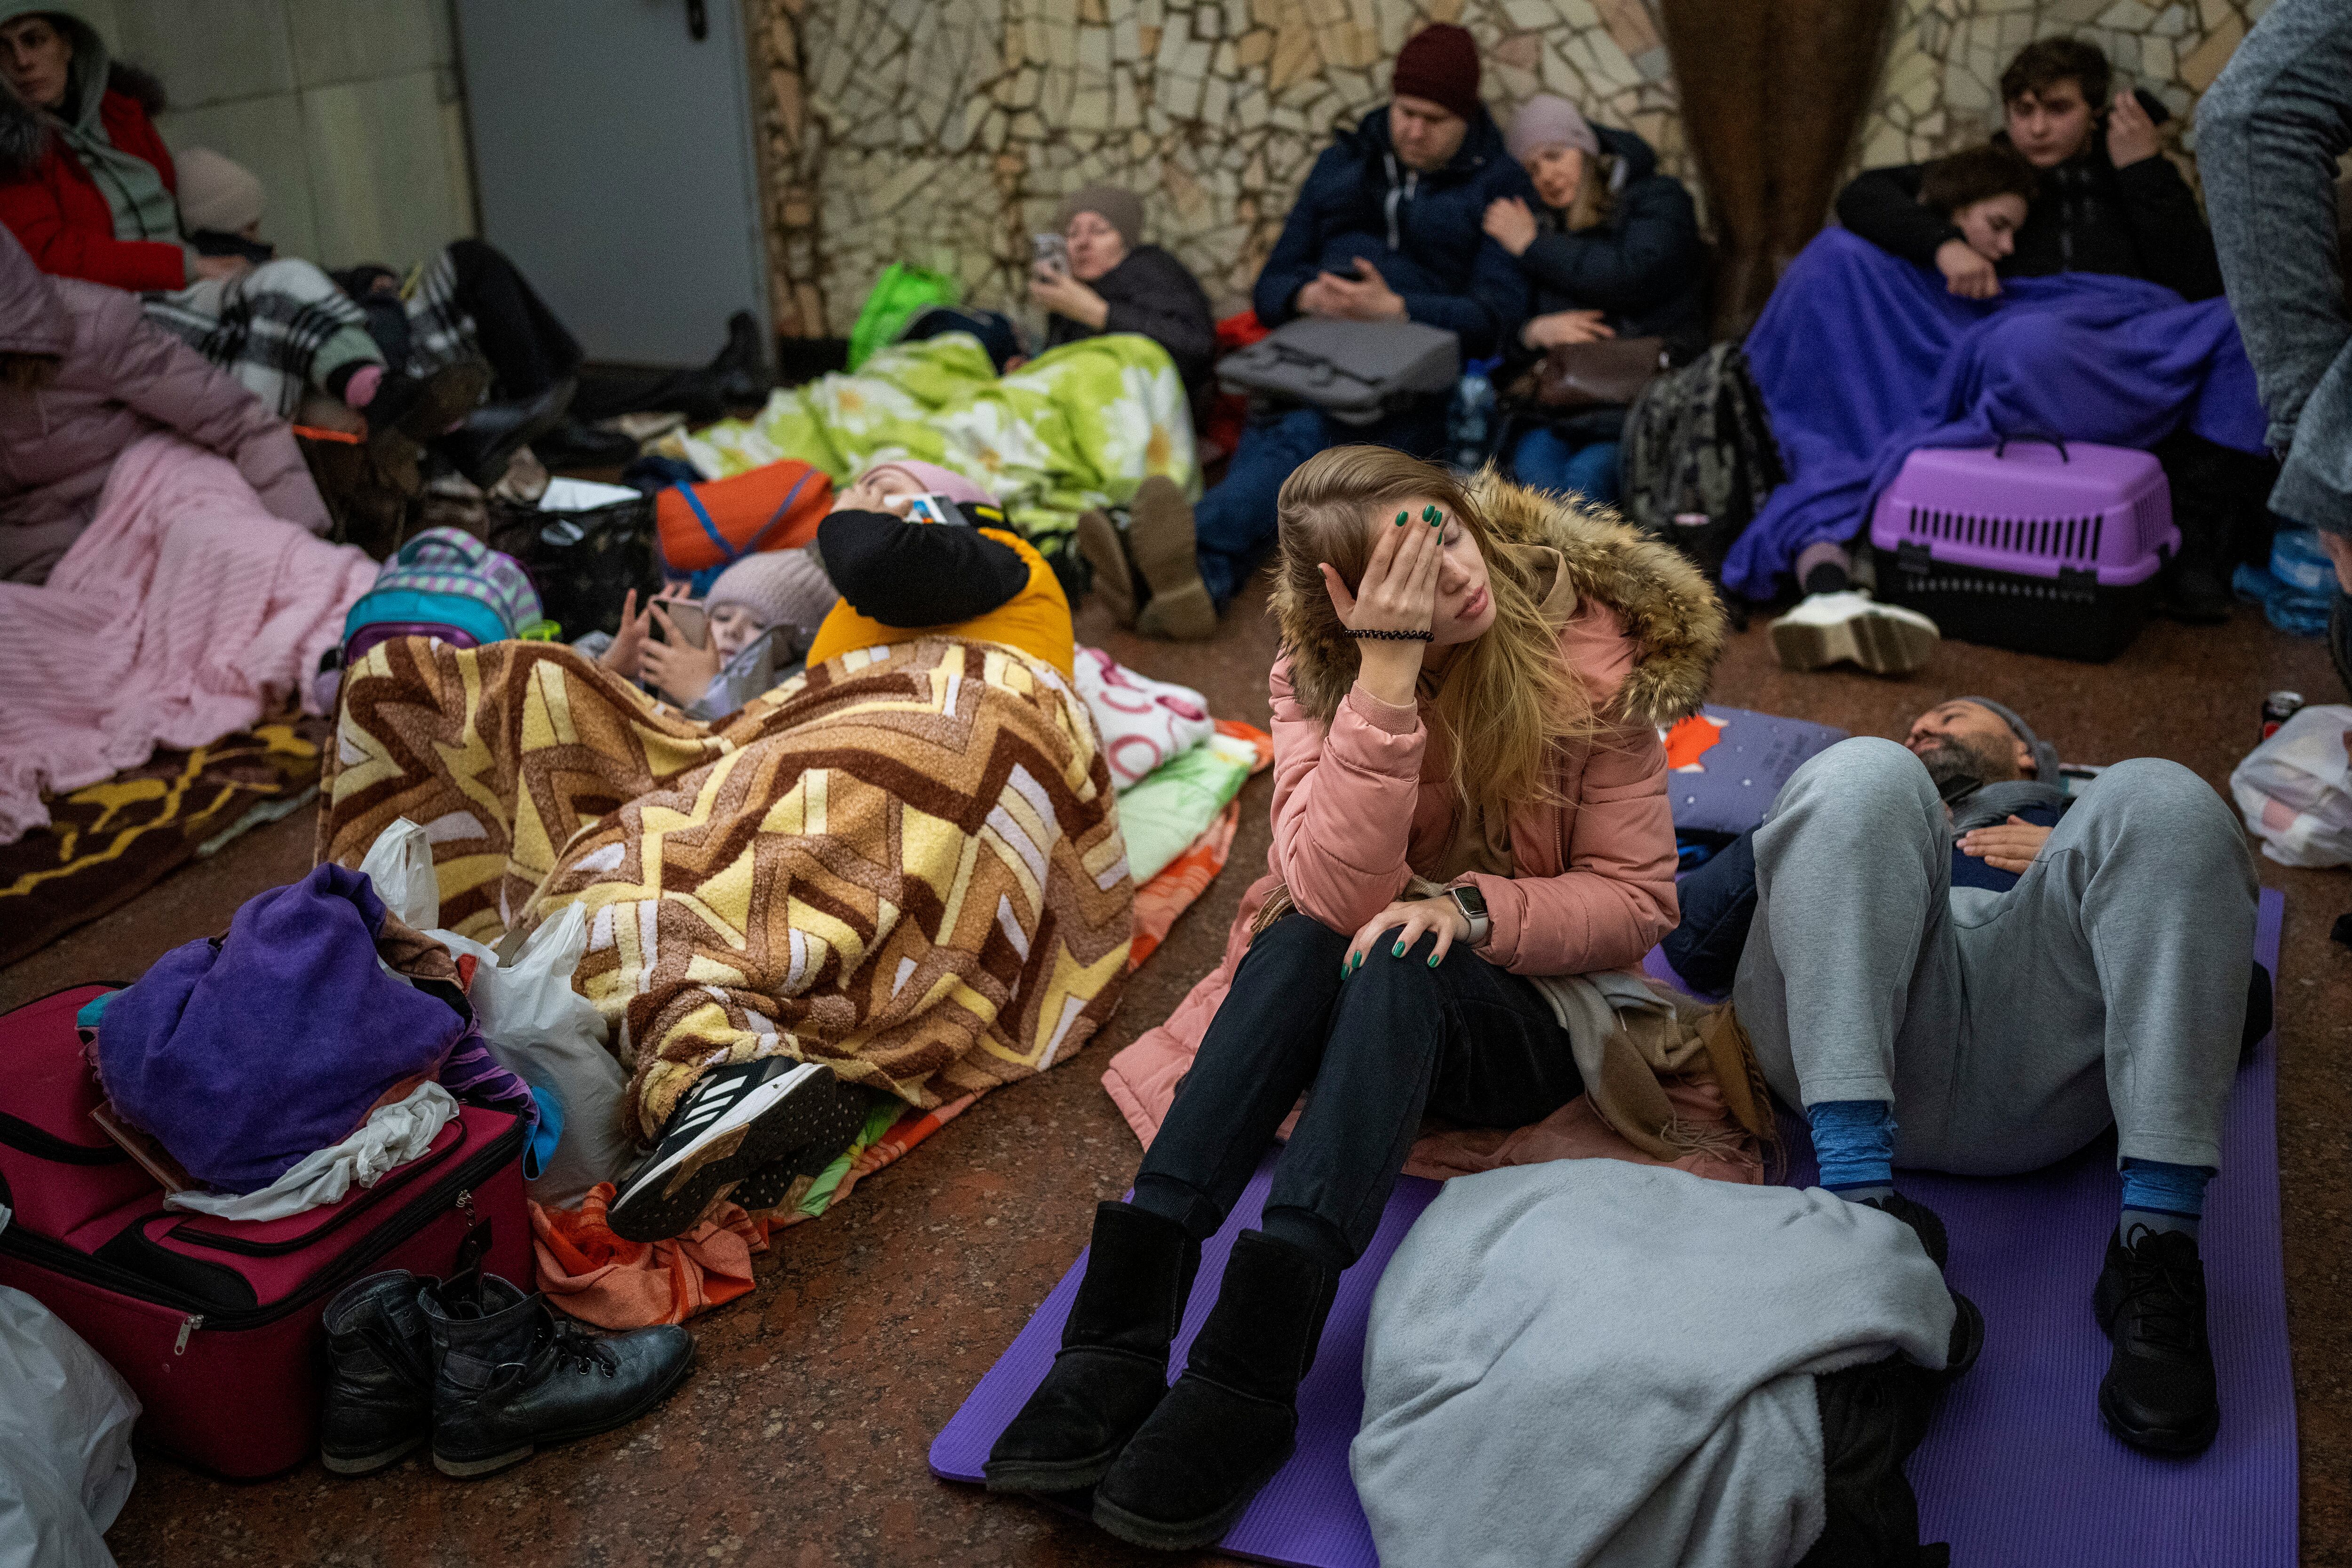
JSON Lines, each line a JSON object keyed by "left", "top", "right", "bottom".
{"left": 1447, "top": 883, "right": 1491, "bottom": 948}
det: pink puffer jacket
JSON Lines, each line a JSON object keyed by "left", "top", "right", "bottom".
{"left": 0, "top": 227, "right": 326, "bottom": 585}
{"left": 1103, "top": 473, "right": 1726, "bottom": 1150}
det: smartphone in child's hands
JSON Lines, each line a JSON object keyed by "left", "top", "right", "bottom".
{"left": 660, "top": 600, "right": 709, "bottom": 648}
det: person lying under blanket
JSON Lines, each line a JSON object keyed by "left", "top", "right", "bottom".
{"left": 982, "top": 449, "right": 1746, "bottom": 1552}
{"left": 1667, "top": 693, "right": 2260, "bottom": 1457}
{"left": 590, "top": 457, "right": 1078, "bottom": 1243}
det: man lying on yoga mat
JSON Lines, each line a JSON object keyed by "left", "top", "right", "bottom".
{"left": 1675, "top": 695, "right": 2257, "bottom": 1457}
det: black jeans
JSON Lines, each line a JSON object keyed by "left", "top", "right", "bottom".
{"left": 1131, "top": 913, "right": 1585, "bottom": 1271}
{"left": 445, "top": 238, "right": 582, "bottom": 399}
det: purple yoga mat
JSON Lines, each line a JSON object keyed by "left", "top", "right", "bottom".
{"left": 933, "top": 888, "right": 2293, "bottom": 1568}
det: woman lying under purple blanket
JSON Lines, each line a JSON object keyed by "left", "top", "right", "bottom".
{"left": 1722, "top": 227, "right": 2268, "bottom": 602}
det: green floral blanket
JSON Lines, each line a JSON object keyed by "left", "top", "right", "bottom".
{"left": 675, "top": 332, "right": 1199, "bottom": 544}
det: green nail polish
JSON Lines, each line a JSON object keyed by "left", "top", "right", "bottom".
{"left": 1394, "top": 510, "right": 1408, "bottom": 526}
{"left": 1428, "top": 954, "right": 1440, "bottom": 968}
{"left": 1391, "top": 942, "right": 1406, "bottom": 958}
{"left": 1423, "top": 505, "right": 1440, "bottom": 523}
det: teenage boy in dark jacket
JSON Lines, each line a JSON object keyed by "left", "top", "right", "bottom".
{"left": 1834, "top": 37, "right": 2223, "bottom": 303}
{"left": 1075, "top": 24, "right": 1534, "bottom": 640}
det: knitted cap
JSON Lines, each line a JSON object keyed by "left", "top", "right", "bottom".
{"left": 1054, "top": 183, "right": 1143, "bottom": 250}
{"left": 860, "top": 459, "right": 997, "bottom": 510}
{"left": 176, "top": 147, "right": 265, "bottom": 234}
{"left": 1958, "top": 696, "right": 2062, "bottom": 781}
{"left": 1391, "top": 23, "right": 1482, "bottom": 123}
{"left": 1506, "top": 94, "right": 1599, "bottom": 162}
{"left": 706, "top": 547, "right": 838, "bottom": 634}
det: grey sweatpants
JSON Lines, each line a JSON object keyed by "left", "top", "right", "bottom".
{"left": 1733, "top": 739, "right": 2256, "bottom": 1175}
{"left": 2199, "top": 0, "right": 2352, "bottom": 539}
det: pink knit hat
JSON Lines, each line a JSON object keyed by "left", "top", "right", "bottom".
{"left": 861, "top": 459, "right": 996, "bottom": 510}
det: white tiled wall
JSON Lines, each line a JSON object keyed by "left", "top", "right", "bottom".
{"left": 87, "top": 0, "right": 474, "bottom": 271}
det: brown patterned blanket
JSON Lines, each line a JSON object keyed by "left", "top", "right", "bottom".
{"left": 321, "top": 638, "right": 1134, "bottom": 1139}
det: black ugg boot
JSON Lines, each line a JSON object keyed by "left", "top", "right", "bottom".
{"left": 984, "top": 1201, "right": 1201, "bottom": 1494}
{"left": 1796, "top": 1356, "right": 1953, "bottom": 1568}
{"left": 419, "top": 1269, "right": 695, "bottom": 1478}
{"left": 1092, "top": 1229, "right": 1336, "bottom": 1552}
{"left": 319, "top": 1271, "right": 435, "bottom": 1475}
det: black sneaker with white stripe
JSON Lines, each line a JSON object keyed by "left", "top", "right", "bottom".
{"left": 726, "top": 1079, "right": 879, "bottom": 1217}
{"left": 606, "top": 1057, "right": 846, "bottom": 1243}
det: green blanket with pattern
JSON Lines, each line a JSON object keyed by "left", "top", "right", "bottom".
{"left": 676, "top": 332, "right": 1200, "bottom": 545}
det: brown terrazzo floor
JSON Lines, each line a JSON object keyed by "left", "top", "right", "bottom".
{"left": 7, "top": 574, "right": 2348, "bottom": 1568}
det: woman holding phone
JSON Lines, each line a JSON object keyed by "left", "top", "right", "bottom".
{"left": 983, "top": 445, "right": 1724, "bottom": 1548}
{"left": 1028, "top": 184, "right": 1218, "bottom": 403}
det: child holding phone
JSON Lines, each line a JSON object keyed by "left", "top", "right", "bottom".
{"left": 596, "top": 549, "right": 838, "bottom": 718}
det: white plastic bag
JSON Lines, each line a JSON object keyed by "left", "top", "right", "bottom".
{"left": 355, "top": 815, "right": 440, "bottom": 930}
{"left": 0, "top": 1279, "right": 139, "bottom": 1568}
{"left": 2230, "top": 703, "right": 2352, "bottom": 867}
{"left": 436, "top": 905, "right": 635, "bottom": 1207}
{"left": 357, "top": 820, "right": 636, "bottom": 1205}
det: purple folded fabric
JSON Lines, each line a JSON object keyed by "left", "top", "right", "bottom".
{"left": 1725, "top": 228, "right": 2267, "bottom": 598}
{"left": 94, "top": 863, "right": 469, "bottom": 1194}
{"left": 438, "top": 1030, "right": 540, "bottom": 1143}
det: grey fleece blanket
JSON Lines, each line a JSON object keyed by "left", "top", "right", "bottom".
{"left": 1351, "top": 1161, "right": 1953, "bottom": 1568}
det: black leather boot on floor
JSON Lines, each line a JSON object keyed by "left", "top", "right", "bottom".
{"left": 319, "top": 1270, "right": 435, "bottom": 1475}
{"left": 1092, "top": 1228, "right": 1336, "bottom": 1552}
{"left": 419, "top": 1269, "right": 695, "bottom": 1478}
{"left": 2094, "top": 1224, "right": 2219, "bottom": 1455}
{"left": 984, "top": 1201, "right": 1201, "bottom": 1494}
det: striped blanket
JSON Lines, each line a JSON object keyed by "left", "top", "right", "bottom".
{"left": 321, "top": 636, "right": 1135, "bottom": 1140}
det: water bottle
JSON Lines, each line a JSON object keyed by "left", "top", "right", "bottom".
{"left": 1448, "top": 356, "right": 1502, "bottom": 472}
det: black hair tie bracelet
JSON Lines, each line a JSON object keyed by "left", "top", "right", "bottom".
{"left": 1351, "top": 628, "right": 1433, "bottom": 642}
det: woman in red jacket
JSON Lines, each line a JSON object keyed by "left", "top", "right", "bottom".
{"left": 985, "top": 447, "right": 1726, "bottom": 1548}
{"left": 0, "top": 6, "right": 509, "bottom": 473}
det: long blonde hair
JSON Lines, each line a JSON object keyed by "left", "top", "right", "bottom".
{"left": 1270, "top": 446, "right": 1597, "bottom": 822}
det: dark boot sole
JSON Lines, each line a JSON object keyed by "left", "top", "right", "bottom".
{"left": 2097, "top": 1380, "right": 2219, "bottom": 1456}
{"left": 606, "top": 1063, "right": 841, "bottom": 1242}
{"left": 983, "top": 1447, "right": 1125, "bottom": 1495}
{"left": 320, "top": 1430, "right": 428, "bottom": 1476}
{"left": 1091, "top": 1437, "right": 1296, "bottom": 1552}
{"left": 1075, "top": 509, "right": 1137, "bottom": 628}
{"left": 431, "top": 1342, "right": 698, "bottom": 1479}
{"left": 1125, "top": 477, "right": 1216, "bottom": 641}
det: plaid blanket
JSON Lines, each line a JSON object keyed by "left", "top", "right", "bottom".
{"left": 321, "top": 637, "right": 1135, "bottom": 1140}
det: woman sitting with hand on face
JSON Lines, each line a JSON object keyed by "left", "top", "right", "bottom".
{"left": 982, "top": 446, "right": 1723, "bottom": 1550}
{"left": 1028, "top": 184, "right": 1218, "bottom": 406}
{"left": 1480, "top": 95, "right": 1706, "bottom": 507}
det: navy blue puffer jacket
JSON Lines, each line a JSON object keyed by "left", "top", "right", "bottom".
{"left": 1252, "top": 104, "right": 1536, "bottom": 358}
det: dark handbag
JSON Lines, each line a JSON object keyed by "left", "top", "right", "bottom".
{"left": 486, "top": 492, "right": 660, "bottom": 640}
{"left": 1535, "top": 336, "right": 1669, "bottom": 412}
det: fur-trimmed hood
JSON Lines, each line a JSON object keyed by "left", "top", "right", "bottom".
{"left": 1272, "top": 471, "right": 1725, "bottom": 730}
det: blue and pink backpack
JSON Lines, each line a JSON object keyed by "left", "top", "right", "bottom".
{"left": 342, "top": 528, "right": 553, "bottom": 663}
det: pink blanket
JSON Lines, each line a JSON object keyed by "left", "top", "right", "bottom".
{"left": 0, "top": 434, "right": 375, "bottom": 843}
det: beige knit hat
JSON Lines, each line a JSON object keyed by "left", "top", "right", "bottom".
{"left": 176, "top": 147, "right": 265, "bottom": 234}
{"left": 707, "top": 547, "right": 839, "bottom": 637}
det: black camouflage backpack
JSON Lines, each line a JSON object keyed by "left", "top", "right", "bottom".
{"left": 1619, "top": 341, "right": 1786, "bottom": 579}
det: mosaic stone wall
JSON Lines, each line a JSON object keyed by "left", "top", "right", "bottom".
{"left": 751, "top": 0, "right": 2270, "bottom": 337}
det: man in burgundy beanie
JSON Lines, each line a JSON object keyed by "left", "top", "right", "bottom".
{"left": 1077, "top": 21, "right": 1536, "bottom": 641}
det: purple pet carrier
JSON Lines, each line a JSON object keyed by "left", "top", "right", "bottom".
{"left": 1867, "top": 434, "right": 2176, "bottom": 662}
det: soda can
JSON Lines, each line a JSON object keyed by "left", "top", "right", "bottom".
{"left": 2261, "top": 690, "right": 2304, "bottom": 741}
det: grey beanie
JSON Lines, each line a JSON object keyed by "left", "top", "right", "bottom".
{"left": 707, "top": 547, "right": 838, "bottom": 637}
{"left": 1959, "top": 696, "right": 2061, "bottom": 781}
{"left": 1053, "top": 183, "right": 1143, "bottom": 249}
{"left": 1505, "top": 94, "right": 1601, "bottom": 163}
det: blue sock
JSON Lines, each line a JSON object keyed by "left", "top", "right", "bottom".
{"left": 1809, "top": 1099, "right": 1897, "bottom": 1202}
{"left": 2120, "top": 1158, "right": 2211, "bottom": 1240}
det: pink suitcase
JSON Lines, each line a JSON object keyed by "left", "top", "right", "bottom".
{"left": 0, "top": 983, "right": 532, "bottom": 1479}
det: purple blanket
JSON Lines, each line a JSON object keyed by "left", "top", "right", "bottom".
{"left": 1723, "top": 228, "right": 2267, "bottom": 599}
